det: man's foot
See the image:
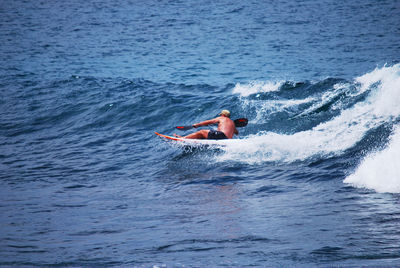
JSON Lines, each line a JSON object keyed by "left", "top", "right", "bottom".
{"left": 173, "top": 133, "right": 184, "bottom": 138}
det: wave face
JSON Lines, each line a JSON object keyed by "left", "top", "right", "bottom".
{"left": 1, "top": 64, "right": 400, "bottom": 268}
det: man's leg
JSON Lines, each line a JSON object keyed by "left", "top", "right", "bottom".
{"left": 184, "top": 129, "right": 209, "bottom": 139}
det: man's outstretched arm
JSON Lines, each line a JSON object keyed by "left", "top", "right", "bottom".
{"left": 193, "top": 118, "right": 219, "bottom": 128}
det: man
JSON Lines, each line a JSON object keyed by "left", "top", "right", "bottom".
{"left": 175, "top": 110, "right": 238, "bottom": 139}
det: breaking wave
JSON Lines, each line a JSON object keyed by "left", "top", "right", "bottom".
{"left": 217, "top": 65, "right": 400, "bottom": 175}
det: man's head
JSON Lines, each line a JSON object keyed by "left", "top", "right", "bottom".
{"left": 220, "top": 109, "right": 231, "bottom": 118}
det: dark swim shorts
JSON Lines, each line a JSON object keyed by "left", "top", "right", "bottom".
{"left": 207, "top": 130, "right": 228, "bottom": 140}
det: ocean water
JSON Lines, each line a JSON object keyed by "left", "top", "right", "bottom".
{"left": 1, "top": 0, "right": 400, "bottom": 267}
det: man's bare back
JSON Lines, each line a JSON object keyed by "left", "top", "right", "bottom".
{"left": 175, "top": 110, "right": 238, "bottom": 139}
{"left": 199, "top": 116, "right": 237, "bottom": 139}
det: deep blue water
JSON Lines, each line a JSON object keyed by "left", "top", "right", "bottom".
{"left": 1, "top": 0, "right": 400, "bottom": 267}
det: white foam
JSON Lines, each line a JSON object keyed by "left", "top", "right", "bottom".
{"left": 217, "top": 64, "right": 400, "bottom": 165}
{"left": 344, "top": 125, "right": 400, "bottom": 193}
{"left": 232, "top": 80, "right": 284, "bottom": 97}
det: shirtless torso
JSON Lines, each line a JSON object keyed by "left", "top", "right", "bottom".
{"left": 178, "top": 114, "right": 238, "bottom": 139}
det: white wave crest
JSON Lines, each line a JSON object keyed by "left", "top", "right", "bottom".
{"left": 232, "top": 80, "right": 284, "bottom": 97}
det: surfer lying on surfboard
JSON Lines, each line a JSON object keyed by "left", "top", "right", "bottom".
{"left": 174, "top": 110, "right": 238, "bottom": 140}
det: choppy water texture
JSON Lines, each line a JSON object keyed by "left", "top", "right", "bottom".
{"left": 1, "top": 0, "right": 400, "bottom": 267}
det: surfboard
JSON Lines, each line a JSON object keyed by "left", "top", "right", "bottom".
{"left": 155, "top": 132, "right": 228, "bottom": 147}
